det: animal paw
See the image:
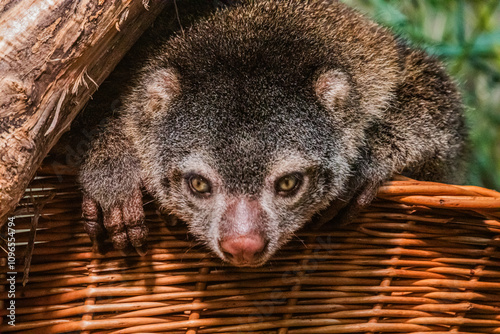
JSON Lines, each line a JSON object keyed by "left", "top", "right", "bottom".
{"left": 82, "top": 187, "right": 148, "bottom": 255}
{"left": 336, "top": 178, "right": 382, "bottom": 225}
{"left": 313, "top": 177, "right": 383, "bottom": 229}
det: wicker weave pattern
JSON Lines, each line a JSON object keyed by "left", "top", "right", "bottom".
{"left": 1, "top": 163, "right": 500, "bottom": 333}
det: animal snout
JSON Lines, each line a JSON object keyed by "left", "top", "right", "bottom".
{"left": 220, "top": 234, "right": 267, "bottom": 266}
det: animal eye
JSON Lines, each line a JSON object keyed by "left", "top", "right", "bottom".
{"left": 188, "top": 175, "right": 212, "bottom": 195}
{"left": 275, "top": 173, "right": 302, "bottom": 195}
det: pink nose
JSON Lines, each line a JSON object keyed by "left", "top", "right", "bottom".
{"left": 220, "top": 235, "right": 266, "bottom": 265}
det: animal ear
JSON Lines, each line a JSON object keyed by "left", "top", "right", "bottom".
{"left": 143, "top": 68, "right": 180, "bottom": 113}
{"left": 314, "top": 69, "right": 350, "bottom": 109}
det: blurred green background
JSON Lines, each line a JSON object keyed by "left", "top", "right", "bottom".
{"left": 342, "top": 0, "right": 500, "bottom": 190}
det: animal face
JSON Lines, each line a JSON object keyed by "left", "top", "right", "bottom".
{"left": 159, "top": 151, "right": 334, "bottom": 266}
{"left": 128, "top": 71, "right": 354, "bottom": 266}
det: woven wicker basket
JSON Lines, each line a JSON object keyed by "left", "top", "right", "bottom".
{"left": 1, "top": 157, "right": 500, "bottom": 334}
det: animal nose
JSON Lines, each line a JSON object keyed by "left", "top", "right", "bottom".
{"left": 220, "top": 235, "right": 266, "bottom": 265}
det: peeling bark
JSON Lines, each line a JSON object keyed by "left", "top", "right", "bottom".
{"left": 0, "top": 0, "right": 168, "bottom": 225}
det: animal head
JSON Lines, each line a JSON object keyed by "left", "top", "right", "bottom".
{"left": 122, "top": 0, "right": 400, "bottom": 266}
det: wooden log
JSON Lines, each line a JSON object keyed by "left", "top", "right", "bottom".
{"left": 0, "top": 0, "right": 168, "bottom": 225}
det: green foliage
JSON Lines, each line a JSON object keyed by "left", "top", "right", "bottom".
{"left": 343, "top": 0, "right": 500, "bottom": 190}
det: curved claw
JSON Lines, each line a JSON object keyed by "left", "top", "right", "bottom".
{"left": 135, "top": 245, "right": 148, "bottom": 257}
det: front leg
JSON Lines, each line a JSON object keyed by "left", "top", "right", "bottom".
{"left": 79, "top": 119, "right": 148, "bottom": 254}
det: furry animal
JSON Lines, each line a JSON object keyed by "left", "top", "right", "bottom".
{"left": 79, "top": 0, "right": 467, "bottom": 267}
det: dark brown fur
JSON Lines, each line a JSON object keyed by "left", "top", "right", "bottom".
{"left": 79, "top": 0, "right": 467, "bottom": 266}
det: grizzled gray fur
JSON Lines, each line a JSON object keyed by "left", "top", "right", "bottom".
{"left": 79, "top": 0, "right": 467, "bottom": 266}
